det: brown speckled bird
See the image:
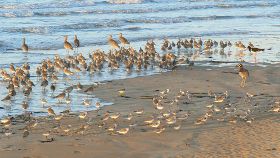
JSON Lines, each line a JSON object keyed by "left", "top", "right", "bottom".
{"left": 74, "top": 34, "right": 80, "bottom": 52}
{"left": 236, "top": 63, "right": 249, "bottom": 87}
{"left": 22, "top": 37, "right": 28, "bottom": 52}
{"left": 64, "top": 35, "right": 73, "bottom": 53}
{"left": 118, "top": 33, "right": 130, "bottom": 46}
{"left": 108, "top": 35, "right": 120, "bottom": 49}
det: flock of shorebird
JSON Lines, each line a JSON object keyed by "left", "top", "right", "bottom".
{"left": 0, "top": 33, "right": 270, "bottom": 140}
{"left": 1, "top": 86, "right": 279, "bottom": 140}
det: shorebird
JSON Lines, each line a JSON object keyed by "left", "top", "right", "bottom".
{"left": 1, "top": 117, "right": 11, "bottom": 125}
{"left": 102, "top": 113, "right": 110, "bottom": 121}
{"left": 23, "top": 129, "right": 29, "bottom": 138}
{"left": 64, "top": 97, "right": 71, "bottom": 105}
{"left": 29, "top": 121, "right": 38, "bottom": 128}
{"left": 228, "top": 41, "right": 232, "bottom": 48}
{"left": 247, "top": 46, "right": 264, "bottom": 53}
{"left": 160, "top": 88, "right": 170, "bottom": 95}
{"left": 236, "top": 63, "right": 249, "bottom": 87}
{"left": 53, "top": 91, "right": 66, "bottom": 102}
{"left": 9, "top": 63, "right": 16, "bottom": 73}
{"left": 84, "top": 86, "right": 95, "bottom": 93}
{"left": 206, "top": 104, "right": 214, "bottom": 108}
{"left": 110, "top": 113, "right": 121, "bottom": 120}
{"left": 248, "top": 42, "right": 254, "bottom": 48}
{"left": 118, "top": 33, "right": 130, "bottom": 46}
{"left": 270, "top": 107, "right": 280, "bottom": 112}
{"left": 195, "top": 116, "right": 208, "bottom": 125}
{"left": 150, "top": 120, "right": 161, "bottom": 128}
{"left": 54, "top": 115, "right": 63, "bottom": 121}
{"left": 63, "top": 68, "right": 74, "bottom": 76}
{"left": 22, "top": 101, "right": 29, "bottom": 110}
{"left": 74, "top": 34, "right": 80, "bottom": 53}
{"left": 214, "top": 107, "right": 221, "bottom": 112}
{"left": 155, "top": 103, "right": 164, "bottom": 110}
{"left": 235, "top": 41, "right": 246, "bottom": 50}
{"left": 1, "top": 94, "right": 11, "bottom": 101}
{"left": 47, "top": 107, "right": 56, "bottom": 116}
{"left": 50, "top": 83, "right": 55, "bottom": 95}
{"left": 41, "top": 98, "right": 48, "bottom": 107}
{"left": 173, "top": 124, "right": 181, "bottom": 130}
{"left": 76, "top": 82, "right": 83, "bottom": 90}
{"left": 118, "top": 88, "right": 126, "bottom": 97}
{"left": 42, "top": 131, "right": 50, "bottom": 140}
{"left": 65, "top": 86, "right": 74, "bottom": 95}
{"left": 51, "top": 74, "right": 59, "bottom": 82}
{"left": 63, "top": 128, "right": 71, "bottom": 134}
{"left": 166, "top": 116, "right": 177, "bottom": 125}
{"left": 144, "top": 118, "right": 154, "bottom": 124}
{"left": 36, "top": 66, "right": 42, "bottom": 79}
{"left": 229, "top": 117, "right": 237, "bottom": 124}
{"left": 79, "top": 112, "right": 87, "bottom": 119}
{"left": 107, "top": 123, "right": 117, "bottom": 132}
{"left": 117, "top": 128, "right": 129, "bottom": 135}
{"left": 108, "top": 35, "right": 120, "bottom": 50}
{"left": 64, "top": 35, "right": 73, "bottom": 53}
{"left": 41, "top": 79, "right": 48, "bottom": 91}
{"left": 154, "top": 127, "right": 165, "bottom": 134}
{"left": 83, "top": 99, "right": 91, "bottom": 107}
{"left": 21, "top": 37, "right": 28, "bottom": 52}
{"left": 95, "top": 102, "right": 101, "bottom": 109}
{"left": 125, "top": 113, "right": 133, "bottom": 121}
{"left": 220, "top": 40, "right": 227, "bottom": 49}
{"left": 134, "top": 109, "right": 144, "bottom": 115}
{"left": 214, "top": 94, "right": 225, "bottom": 103}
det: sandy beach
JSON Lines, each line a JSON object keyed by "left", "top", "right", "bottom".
{"left": 1, "top": 64, "right": 280, "bottom": 158}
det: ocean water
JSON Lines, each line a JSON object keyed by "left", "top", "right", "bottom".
{"left": 0, "top": 0, "right": 280, "bottom": 118}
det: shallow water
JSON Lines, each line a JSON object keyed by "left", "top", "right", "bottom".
{"left": 0, "top": 0, "right": 280, "bottom": 118}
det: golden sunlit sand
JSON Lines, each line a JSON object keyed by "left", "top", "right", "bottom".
{"left": 1, "top": 63, "right": 280, "bottom": 157}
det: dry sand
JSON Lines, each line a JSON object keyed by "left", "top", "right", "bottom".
{"left": 1, "top": 64, "right": 280, "bottom": 158}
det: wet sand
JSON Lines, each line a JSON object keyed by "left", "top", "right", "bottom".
{"left": 1, "top": 64, "right": 280, "bottom": 158}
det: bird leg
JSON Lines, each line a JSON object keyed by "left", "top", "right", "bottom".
{"left": 240, "top": 79, "right": 246, "bottom": 88}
